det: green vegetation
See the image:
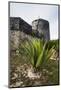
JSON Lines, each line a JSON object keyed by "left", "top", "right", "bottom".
{"left": 46, "top": 39, "right": 59, "bottom": 52}
{"left": 10, "top": 38, "right": 59, "bottom": 87}
{"left": 19, "top": 38, "right": 59, "bottom": 69}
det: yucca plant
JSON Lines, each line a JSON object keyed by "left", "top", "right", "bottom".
{"left": 19, "top": 38, "right": 55, "bottom": 69}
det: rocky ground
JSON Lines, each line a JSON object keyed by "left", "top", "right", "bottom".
{"left": 9, "top": 34, "right": 59, "bottom": 87}
{"left": 9, "top": 50, "right": 59, "bottom": 88}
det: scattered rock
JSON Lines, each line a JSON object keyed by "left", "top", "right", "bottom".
{"left": 11, "top": 73, "right": 18, "bottom": 80}
{"left": 27, "top": 68, "right": 41, "bottom": 80}
{"left": 15, "top": 81, "right": 23, "bottom": 87}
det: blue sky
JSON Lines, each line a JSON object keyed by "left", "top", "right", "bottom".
{"left": 10, "top": 3, "right": 59, "bottom": 40}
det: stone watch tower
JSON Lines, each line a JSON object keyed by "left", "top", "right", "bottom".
{"left": 32, "top": 19, "right": 50, "bottom": 41}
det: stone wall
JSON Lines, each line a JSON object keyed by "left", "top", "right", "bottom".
{"left": 10, "top": 17, "right": 20, "bottom": 30}
{"left": 10, "top": 17, "right": 32, "bottom": 50}
{"left": 10, "top": 30, "right": 21, "bottom": 50}
{"left": 10, "top": 17, "right": 50, "bottom": 50}
{"left": 10, "top": 17, "right": 32, "bottom": 33}
{"left": 10, "top": 30, "right": 33, "bottom": 50}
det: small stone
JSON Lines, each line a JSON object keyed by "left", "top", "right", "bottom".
{"left": 15, "top": 81, "right": 23, "bottom": 86}
{"left": 46, "top": 70, "right": 49, "bottom": 73}
{"left": 23, "top": 73, "right": 26, "bottom": 76}
{"left": 16, "top": 67, "right": 20, "bottom": 72}
{"left": 11, "top": 73, "right": 18, "bottom": 79}
{"left": 49, "top": 72, "right": 53, "bottom": 75}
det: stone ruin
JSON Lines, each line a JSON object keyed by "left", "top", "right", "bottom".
{"left": 9, "top": 17, "right": 50, "bottom": 50}
{"left": 32, "top": 19, "right": 50, "bottom": 41}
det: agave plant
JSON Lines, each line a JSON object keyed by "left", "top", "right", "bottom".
{"left": 19, "top": 38, "right": 55, "bottom": 69}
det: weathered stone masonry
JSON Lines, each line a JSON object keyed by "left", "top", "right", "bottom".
{"left": 10, "top": 17, "right": 50, "bottom": 50}
{"left": 10, "top": 17, "right": 32, "bottom": 50}
{"left": 32, "top": 19, "right": 50, "bottom": 41}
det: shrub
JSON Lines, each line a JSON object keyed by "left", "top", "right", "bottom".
{"left": 19, "top": 38, "right": 55, "bottom": 69}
